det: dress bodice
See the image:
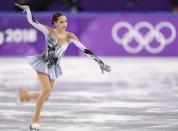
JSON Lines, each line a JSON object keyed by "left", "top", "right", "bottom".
{"left": 43, "top": 33, "right": 69, "bottom": 68}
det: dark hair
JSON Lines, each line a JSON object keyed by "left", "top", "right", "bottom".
{"left": 51, "top": 12, "right": 65, "bottom": 25}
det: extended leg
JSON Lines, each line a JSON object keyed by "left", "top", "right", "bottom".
{"left": 20, "top": 79, "right": 55, "bottom": 102}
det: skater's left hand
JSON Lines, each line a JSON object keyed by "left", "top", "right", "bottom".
{"left": 98, "top": 61, "right": 111, "bottom": 74}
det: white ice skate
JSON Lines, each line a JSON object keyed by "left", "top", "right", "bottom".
{"left": 30, "top": 123, "right": 40, "bottom": 131}
{"left": 16, "top": 88, "right": 24, "bottom": 108}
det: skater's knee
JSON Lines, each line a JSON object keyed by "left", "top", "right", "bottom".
{"left": 43, "top": 87, "right": 51, "bottom": 94}
{"left": 45, "top": 95, "right": 50, "bottom": 101}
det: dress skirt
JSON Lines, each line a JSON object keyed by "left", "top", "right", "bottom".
{"left": 27, "top": 55, "right": 62, "bottom": 80}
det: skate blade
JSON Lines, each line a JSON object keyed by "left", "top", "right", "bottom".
{"left": 30, "top": 123, "right": 40, "bottom": 131}
{"left": 16, "top": 88, "right": 23, "bottom": 108}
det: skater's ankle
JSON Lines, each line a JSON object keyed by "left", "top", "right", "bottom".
{"left": 31, "top": 122, "right": 40, "bottom": 124}
{"left": 31, "top": 119, "right": 40, "bottom": 124}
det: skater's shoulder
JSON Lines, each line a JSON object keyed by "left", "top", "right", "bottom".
{"left": 67, "top": 32, "right": 79, "bottom": 41}
{"left": 44, "top": 26, "right": 53, "bottom": 33}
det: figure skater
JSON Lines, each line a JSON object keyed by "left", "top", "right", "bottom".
{"left": 15, "top": 3, "right": 111, "bottom": 131}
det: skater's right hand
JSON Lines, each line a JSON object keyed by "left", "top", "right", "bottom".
{"left": 15, "top": 2, "right": 29, "bottom": 10}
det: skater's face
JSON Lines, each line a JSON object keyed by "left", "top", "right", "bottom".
{"left": 54, "top": 16, "right": 67, "bottom": 31}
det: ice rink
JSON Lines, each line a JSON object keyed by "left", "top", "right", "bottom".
{"left": 0, "top": 57, "right": 178, "bottom": 131}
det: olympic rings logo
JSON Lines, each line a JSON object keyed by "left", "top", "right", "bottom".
{"left": 111, "top": 21, "right": 177, "bottom": 54}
